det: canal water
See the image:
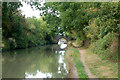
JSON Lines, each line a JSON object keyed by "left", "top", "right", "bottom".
{"left": 2, "top": 44, "right": 68, "bottom": 78}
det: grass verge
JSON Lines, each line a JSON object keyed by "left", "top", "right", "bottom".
{"left": 84, "top": 49, "right": 118, "bottom": 78}
{"left": 66, "top": 46, "right": 88, "bottom": 78}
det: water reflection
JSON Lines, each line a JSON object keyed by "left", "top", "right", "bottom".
{"left": 55, "top": 50, "right": 68, "bottom": 78}
{"left": 25, "top": 71, "right": 52, "bottom": 78}
{"left": 59, "top": 44, "right": 67, "bottom": 49}
{"left": 2, "top": 45, "right": 68, "bottom": 78}
{"left": 57, "top": 50, "right": 68, "bottom": 75}
{"left": 58, "top": 39, "right": 67, "bottom": 49}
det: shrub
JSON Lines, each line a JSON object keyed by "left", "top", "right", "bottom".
{"left": 89, "top": 32, "right": 118, "bottom": 61}
{"left": 16, "top": 36, "right": 28, "bottom": 49}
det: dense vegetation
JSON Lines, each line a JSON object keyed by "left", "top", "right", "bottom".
{"left": 2, "top": 2, "right": 57, "bottom": 50}
{"left": 2, "top": 2, "right": 120, "bottom": 61}
{"left": 33, "top": 2, "right": 120, "bottom": 61}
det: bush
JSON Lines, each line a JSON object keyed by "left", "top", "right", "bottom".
{"left": 89, "top": 32, "right": 118, "bottom": 61}
{"left": 16, "top": 36, "right": 28, "bottom": 49}
{"left": 9, "top": 38, "right": 16, "bottom": 50}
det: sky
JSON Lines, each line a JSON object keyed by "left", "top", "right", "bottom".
{"left": 19, "top": 1, "right": 44, "bottom": 19}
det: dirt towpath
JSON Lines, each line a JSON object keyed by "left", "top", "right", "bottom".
{"left": 78, "top": 49, "right": 97, "bottom": 79}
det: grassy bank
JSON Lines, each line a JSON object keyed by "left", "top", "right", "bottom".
{"left": 67, "top": 41, "right": 118, "bottom": 78}
{"left": 84, "top": 49, "right": 118, "bottom": 78}
{"left": 66, "top": 46, "right": 88, "bottom": 78}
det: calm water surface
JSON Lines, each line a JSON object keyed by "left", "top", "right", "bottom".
{"left": 2, "top": 44, "right": 68, "bottom": 78}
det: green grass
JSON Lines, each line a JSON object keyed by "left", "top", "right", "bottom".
{"left": 84, "top": 49, "right": 118, "bottom": 78}
{"left": 71, "top": 47, "right": 88, "bottom": 78}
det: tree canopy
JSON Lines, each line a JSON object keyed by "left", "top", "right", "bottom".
{"left": 2, "top": 2, "right": 120, "bottom": 60}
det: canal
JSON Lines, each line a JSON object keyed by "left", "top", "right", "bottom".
{"left": 2, "top": 44, "right": 68, "bottom": 78}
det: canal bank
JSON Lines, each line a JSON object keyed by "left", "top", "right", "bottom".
{"left": 65, "top": 42, "right": 88, "bottom": 78}
{"left": 65, "top": 47, "right": 78, "bottom": 78}
{"left": 66, "top": 41, "right": 118, "bottom": 78}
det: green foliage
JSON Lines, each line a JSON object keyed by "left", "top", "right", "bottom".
{"left": 2, "top": 1, "right": 120, "bottom": 58}
{"left": 84, "top": 2, "right": 119, "bottom": 41}
{"left": 9, "top": 38, "right": 16, "bottom": 49}
{"left": 82, "top": 2, "right": 119, "bottom": 61}
{"left": 89, "top": 32, "right": 118, "bottom": 61}
{"left": 2, "top": 2, "right": 27, "bottom": 50}
{"left": 38, "top": 3, "right": 96, "bottom": 39}
{"left": 26, "top": 17, "right": 52, "bottom": 46}
{"left": 16, "top": 36, "right": 28, "bottom": 49}
{"left": 2, "top": 2, "right": 53, "bottom": 50}
{"left": 76, "top": 38, "right": 83, "bottom": 46}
